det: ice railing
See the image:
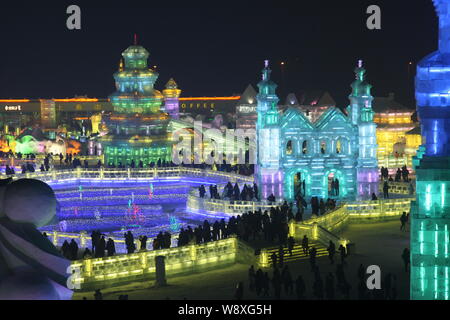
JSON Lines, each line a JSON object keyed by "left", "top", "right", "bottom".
{"left": 378, "top": 181, "right": 415, "bottom": 195}
{"left": 70, "top": 236, "right": 247, "bottom": 290}
{"left": 1, "top": 167, "right": 254, "bottom": 184}
{"left": 44, "top": 230, "right": 179, "bottom": 254}
{"left": 187, "top": 187, "right": 284, "bottom": 216}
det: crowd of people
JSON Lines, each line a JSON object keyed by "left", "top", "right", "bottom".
{"left": 235, "top": 244, "right": 409, "bottom": 300}
{"left": 3, "top": 153, "right": 40, "bottom": 175}
{"left": 152, "top": 231, "right": 172, "bottom": 250}
{"left": 309, "top": 196, "right": 337, "bottom": 216}
{"left": 55, "top": 228, "right": 175, "bottom": 260}
{"left": 105, "top": 157, "right": 255, "bottom": 176}
{"left": 0, "top": 151, "right": 36, "bottom": 160}
{"left": 198, "top": 182, "right": 337, "bottom": 220}
{"left": 178, "top": 202, "right": 307, "bottom": 248}
{"left": 198, "top": 182, "right": 259, "bottom": 201}
{"left": 49, "top": 201, "right": 303, "bottom": 260}
{"left": 239, "top": 261, "right": 402, "bottom": 300}
{"left": 329, "top": 178, "right": 340, "bottom": 196}
{"left": 380, "top": 165, "right": 410, "bottom": 182}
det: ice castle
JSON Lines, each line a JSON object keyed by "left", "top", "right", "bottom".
{"left": 255, "top": 60, "right": 378, "bottom": 201}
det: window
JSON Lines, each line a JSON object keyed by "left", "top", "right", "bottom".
{"left": 320, "top": 141, "right": 327, "bottom": 154}
{"left": 336, "top": 139, "right": 341, "bottom": 154}
{"left": 302, "top": 140, "right": 308, "bottom": 155}
{"left": 286, "top": 140, "right": 293, "bottom": 155}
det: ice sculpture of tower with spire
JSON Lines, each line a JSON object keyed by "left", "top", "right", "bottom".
{"left": 100, "top": 37, "right": 172, "bottom": 167}
{"left": 348, "top": 60, "right": 379, "bottom": 198}
{"left": 255, "top": 60, "right": 283, "bottom": 199}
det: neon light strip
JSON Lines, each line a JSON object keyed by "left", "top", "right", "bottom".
{"left": 420, "top": 221, "right": 424, "bottom": 254}
{"left": 179, "top": 96, "right": 240, "bottom": 101}
{"left": 53, "top": 98, "right": 99, "bottom": 102}
{"left": 0, "top": 99, "right": 30, "bottom": 102}
{"left": 446, "top": 224, "right": 449, "bottom": 258}
{"left": 436, "top": 224, "right": 439, "bottom": 257}
{"left": 435, "top": 265, "right": 438, "bottom": 299}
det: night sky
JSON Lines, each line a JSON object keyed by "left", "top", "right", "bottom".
{"left": 0, "top": 0, "right": 438, "bottom": 108}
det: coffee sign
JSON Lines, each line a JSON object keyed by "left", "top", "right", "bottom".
{"left": 4, "top": 105, "right": 21, "bottom": 111}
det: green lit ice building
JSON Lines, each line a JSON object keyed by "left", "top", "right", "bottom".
{"left": 100, "top": 39, "right": 172, "bottom": 167}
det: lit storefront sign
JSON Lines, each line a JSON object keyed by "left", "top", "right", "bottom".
{"left": 4, "top": 105, "right": 21, "bottom": 111}
{"left": 181, "top": 102, "right": 216, "bottom": 109}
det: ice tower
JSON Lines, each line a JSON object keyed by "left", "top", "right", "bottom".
{"left": 411, "top": 0, "right": 450, "bottom": 300}
{"left": 163, "top": 78, "right": 181, "bottom": 119}
{"left": 348, "top": 60, "right": 379, "bottom": 197}
{"left": 255, "top": 60, "right": 283, "bottom": 199}
{"left": 100, "top": 37, "right": 172, "bottom": 167}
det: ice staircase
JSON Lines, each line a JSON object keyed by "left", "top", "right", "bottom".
{"left": 264, "top": 242, "right": 329, "bottom": 265}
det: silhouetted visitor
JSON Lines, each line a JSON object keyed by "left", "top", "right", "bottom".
{"left": 339, "top": 244, "right": 347, "bottom": 265}
{"left": 95, "top": 235, "right": 106, "bottom": 258}
{"left": 327, "top": 240, "right": 336, "bottom": 264}
{"left": 383, "top": 181, "right": 390, "bottom": 199}
{"left": 400, "top": 212, "right": 408, "bottom": 231}
{"left": 402, "top": 248, "right": 410, "bottom": 272}
{"left": 106, "top": 238, "right": 116, "bottom": 256}
{"left": 234, "top": 282, "right": 244, "bottom": 300}
{"left": 125, "top": 231, "right": 136, "bottom": 254}
{"left": 94, "top": 289, "right": 103, "bottom": 300}
{"left": 301, "top": 235, "right": 309, "bottom": 255}
{"left": 287, "top": 236, "right": 295, "bottom": 256}
{"left": 69, "top": 239, "right": 78, "bottom": 260}
{"left": 83, "top": 248, "right": 92, "bottom": 259}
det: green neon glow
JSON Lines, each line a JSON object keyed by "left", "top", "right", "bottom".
{"left": 435, "top": 265, "right": 438, "bottom": 299}
{"left": 435, "top": 224, "right": 439, "bottom": 257}
{"left": 446, "top": 224, "right": 449, "bottom": 258}
{"left": 426, "top": 184, "right": 432, "bottom": 212}
{"left": 421, "top": 262, "right": 425, "bottom": 295}
{"left": 420, "top": 221, "right": 424, "bottom": 255}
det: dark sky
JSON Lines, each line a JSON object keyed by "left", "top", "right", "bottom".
{"left": 0, "top": 0, "right": 438, "bottom": 108}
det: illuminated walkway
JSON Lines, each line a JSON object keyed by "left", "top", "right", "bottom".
{"left": 72, "top": 220, "right": 410, "bottom": 300}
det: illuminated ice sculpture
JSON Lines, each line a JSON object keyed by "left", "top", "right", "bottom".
{"left": 411, "top": 0, "right": 450, "bottom": 300}
{"left": 100, "top": 37, "right": 172, "bottom": 167}
{"left": 255, "top": 60, "right": 378, "bottom": 200}
{"left": 162, "top": 78, "right": 181, "bottom": 120}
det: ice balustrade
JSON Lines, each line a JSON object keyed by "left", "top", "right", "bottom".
{"left": 70, "top": 236, "right": 256, "bottom": 291}
{"left": 2, "top": 167, "right": 254, "bottom": 184}
{"left": 45, "top": 230, "right": 179, "bottom": 254}
{"left": 378, "top": 181, "right": 415, "bottom": 195}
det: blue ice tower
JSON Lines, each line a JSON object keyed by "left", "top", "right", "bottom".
{"left": 411, "top": 0, "right": 450, "bottom": 300}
